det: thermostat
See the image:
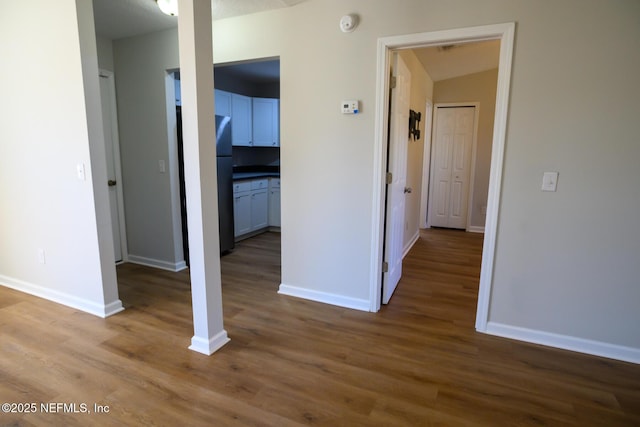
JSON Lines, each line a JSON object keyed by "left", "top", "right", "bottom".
{"left": 341, "top": 100, "right": 359, "bottom": 114}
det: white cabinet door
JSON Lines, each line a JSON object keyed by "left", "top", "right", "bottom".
{"left": 231, "top": 93, "right": 252, "bottom": 146}
{"left": 214, "top": 89, "right": 231, "bottom": 117}
{"left": 250, "top": 189, "right": 269, "bottom": 230}
{"left": 233, "top": 192, "right": 251, "bottom": 237}
{"left": 252, "top": 98, "right": 279, "bottom": 147}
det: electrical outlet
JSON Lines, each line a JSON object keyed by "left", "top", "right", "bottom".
{"left": 37, "top": 248, "right": 46, "bottom": 264}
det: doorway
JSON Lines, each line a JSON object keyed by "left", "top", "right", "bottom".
{"left": 99, "top": 69, "right": 127, "bottom": 264}
{"left": 372, "top": 23, "right": 516, "bottom": 334}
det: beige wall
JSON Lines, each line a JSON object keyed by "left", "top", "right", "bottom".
{"left": 399, "top": 50, "right": 433, "bottom": 252}
{"left": 109, "top": 0, "right": 640, "bottom": 357}
{"left": 433, "top": 68, "right": 499, "bottom": 229}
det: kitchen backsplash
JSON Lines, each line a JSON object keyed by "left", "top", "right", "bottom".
{"left": 232, "top": 146, "right": 280, "bottom": 168}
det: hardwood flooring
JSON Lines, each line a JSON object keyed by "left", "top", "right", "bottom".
{"left": 1, "top": 229, "right": 639, "bottom": 426}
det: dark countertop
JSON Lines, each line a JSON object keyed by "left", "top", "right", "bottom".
{"left": 233, "top": 171, "right": 280, "bottom": 181}
{"left": 232, "top": 165, "right": 279, "bottom": 181}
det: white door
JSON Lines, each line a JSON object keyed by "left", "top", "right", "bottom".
{"left": 382, "top": 53, "right": 411, "bottom": 304}
{"left": 99, "top": 71, "right": 125, "bottom": 262}
{"left": 430, "top": 106, "right": 475, "bottom": 229}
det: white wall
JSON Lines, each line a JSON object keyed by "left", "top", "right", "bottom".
{"left": 399, "top": 50, "right": 433, "bottom": 252}
{"left": 113, "top": 29, "right": 184, "bottom": 270}
{"left": 0, "top": 0, "right": 121, "bottom": 316}
{"left": 111, "top": 0, "right": 640, "bottom": 357}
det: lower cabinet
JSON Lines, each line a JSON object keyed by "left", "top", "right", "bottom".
{"left": 268, "top": 178, "right": 281, "bottom": 227}
{"left": 233, "top": 178, "right": 269, "bottom": 239}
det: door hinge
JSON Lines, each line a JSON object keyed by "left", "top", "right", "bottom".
{"left": 390, "top": 76, "right": 397, "bottom": 89}
{"left": 382, "top": 261, "right": 389, "bottom": 273}
{"left": 386, "top": 172, "right": 393, "bottom": 184}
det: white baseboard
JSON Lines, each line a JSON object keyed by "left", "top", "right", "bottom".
{"left": 467, "top": 226, "right": 485, "bottom": 233}
{"left": 278, "top": 283, "right": 370, "bottom": 312}
{"left": 0, "top": 274, "right": 124, "bottom": 318}
{"left": 128, "top": 255, "right": 187, "bottom": 272}
{"left": 484, "top": 321, "right": 640, "bottom": 365}
{"left": 402, "top": 231, "right": 420, "bottom": 259}
{"left": 189, "top": 330, "right": 230, "bottom": 356}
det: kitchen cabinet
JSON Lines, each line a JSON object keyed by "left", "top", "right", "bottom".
{"left": 231, "top": 93, "right": 252, "bottom": 146}
{"left": 252, "top": 98, "right": 279, "bottom": 147}
{"left": 233, "top": 179, "right": 269, "bottom": 238}
{"left": 269, "top": 178, "right": 281, "bottom": 228}
{"left": 214, "top": 89, "right": 231, "bottom": 117}
{"left": 250, "top": 179, "right": 269, "bottom": 230}
{"left": 233, "top": 181, "right": 252, "bottom": 237}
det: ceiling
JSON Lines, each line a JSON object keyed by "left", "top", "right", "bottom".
{"left": 413, "top": 40, "right": 500, "bottom": 82}
{"left": 93, "top": 1, "right": 499, "bottom": 82}
{"left": 92, "top": 0, "right": 306, "bottom": 40}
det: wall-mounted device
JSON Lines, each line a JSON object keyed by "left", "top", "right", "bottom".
{"left": 340, "top": 14, "right": 359, "bottom": 33}
{"left": 409, "top": 109, "right": 421, "bottom": 140}
{"left": 341, "top": 100, "right": 360, "bottom": 114}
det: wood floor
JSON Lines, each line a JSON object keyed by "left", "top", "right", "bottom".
{"left": 1, "top": 229, "right": 639, "bottom": 426}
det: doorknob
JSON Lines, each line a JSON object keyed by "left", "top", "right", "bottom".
{"left": 108, "top": 180, "right": 117, "bottom": 187}
{"left": 404, "top": 187, "right": 412, "bottom": 194}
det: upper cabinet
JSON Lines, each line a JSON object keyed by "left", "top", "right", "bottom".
{"left": 231, "top": 93, "right": 253, "bottom": 147}
{"left": 214, "top": 89, "right": 231, "bottom": 117}
{"left": 214, "top": 89, "right": 280, "bottom": 147}
{"left": 252, "top": 98, "right": 280, "bottom": 147}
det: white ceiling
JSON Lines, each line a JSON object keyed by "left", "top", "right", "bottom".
{"left": 93, "top": 1, "right": 499, "bottom": 82}
{"left": 93, "top": 0, "right": 306, "bottom": 40}
{"left": 413, "top": 40, "right": 501, "bottom": 82}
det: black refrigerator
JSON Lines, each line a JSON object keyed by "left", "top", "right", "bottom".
{"left": 176, "top": 108, "right": 235, "bottom": 262}
{"left": 214, "top": 115, "right": 235, "bottom": 254}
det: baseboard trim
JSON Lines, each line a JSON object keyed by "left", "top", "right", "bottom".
{"left": 278, "top": 283, "right": 370, "bottom": 312}
{"left": 128, "top": 255, "right": 187, "bottom": 272}
{"left": 189, "top": 330, "right": 230, "bottom": 356}
{"left": 484, "top": 321, "right": 640, "bottom": 365}
{"left": 0, "top": 274, "right": 124, "bottom": 318}
{"left": 467, "top": 226, "right": 485, "bottom": 233}
{"left": 402, "top": 231, "right": 420, "bottom": 259}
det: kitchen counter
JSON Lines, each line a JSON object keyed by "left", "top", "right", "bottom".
{"left": 232, "top": 171, "right": 280, "bottom": 181}
{"left": 232, "top": 165, "right": 280, "bottom": 181}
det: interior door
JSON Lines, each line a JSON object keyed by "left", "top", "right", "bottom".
{"left": 99, "top": 72, "right": 124, "bottom": 262}
{"left": 430, "top": 106, "right": 475, "bottom": 229}
{"left": 382, "top": 53, "right": 411, "bottom": 304}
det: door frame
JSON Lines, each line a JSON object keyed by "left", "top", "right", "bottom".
{"left": 369, "top": 22, "right": 515, "bottom": 333}
{"left": 99, "top": 69, "right": 128, "bottom": 264}
{"left": 426, "top": 103, "right": 480, "bottom": 231}
{"left": 419, "top": 99, "right": 433, "bottom": 229}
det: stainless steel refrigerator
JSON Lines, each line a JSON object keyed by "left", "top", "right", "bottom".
{"left": 215, "top": 115, "right": 235, "bottom": 254}
{"left": 176, "top": 109, "right": 235, "bottom": 262}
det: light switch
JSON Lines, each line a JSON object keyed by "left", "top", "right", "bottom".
{"left": 542, "top": 172, "right": 559, "bottom": 192}
{"left": 159, "top": 160, "right": 166, "bottom": 173}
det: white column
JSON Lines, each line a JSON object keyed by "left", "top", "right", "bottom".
{"left": 177, "top": 0, "right": 229, "bottom": 355}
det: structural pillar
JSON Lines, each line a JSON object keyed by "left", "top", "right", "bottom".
{"left": 177, "top": 0, "right": 229, "bottom": 355}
